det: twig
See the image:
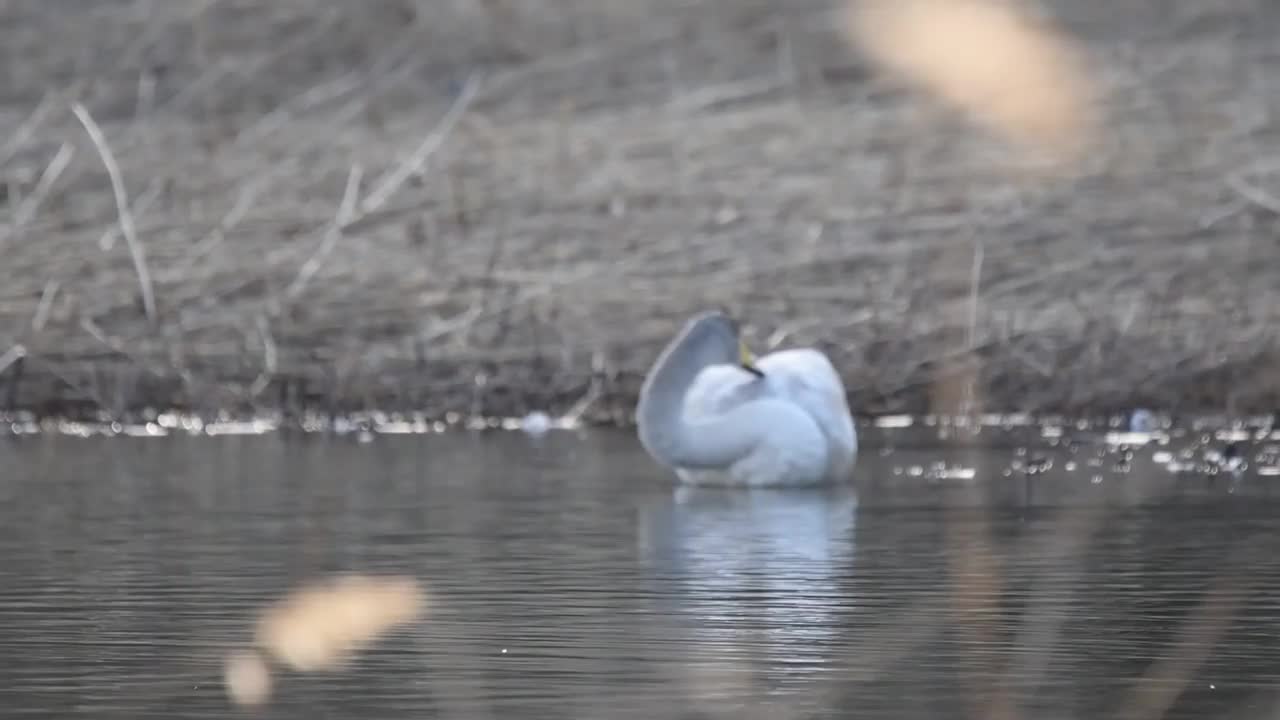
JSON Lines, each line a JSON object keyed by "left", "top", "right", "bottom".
{"left": 154, "top": 7, "right": 342, "bottom": 120}
{"left": 249, "top": 314, "right": 278, "bottom": 398}
{"left": 31, "top": 281, "right": 60, "bottom": 332}
{"left": 235, "top": 33, "right": 422, "bottom": 146}
{"left": 21, "top": 356, "right": 107, "bottom": 411}
{"left": 284, "top": 164, "right": 363, "bottom": 303}
{"left": 0, "top": 345, "right": 26, "bottom": 376}
{"left": 283, "top": 72, "right": 480, "bottom": 307}
{"left": 1226, "top": 174, "right": 1280, "bottom": 216}
{"left": 360, "top": 71, "right": 484, "bottom": 215}
{"left": 0, "top": 88, "right": 67, "bottom": 167}
{"left": 560, "top": 350, "right": 607, "bottom": 426}
{"left": 76, "top": 317, "right": 170, "bottom": 384}
{"left": 71, "top": 102, "right": 158, "bottom": 324}
{"left": 966, "top": 237, "right": 985, "bottom": 350}
{"left": 668, "top": 76, "right": 786, "bottom": 114}
{"left": 11, "top": 142, "right": 75, "bottom": 226}
{"left": 97, "top": 178, "right": 164, "bottom": 252}
{"left": 0, "top": 142, "right": 76, "bottom": 250}
{"left": 162, "top": 162, "right": 300, "bottom": 283}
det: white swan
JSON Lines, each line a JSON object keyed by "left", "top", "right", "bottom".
{"left": 635, "top": 310, "right": 858, "bottom": 487}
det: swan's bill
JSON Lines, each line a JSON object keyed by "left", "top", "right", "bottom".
{"left": 738, "top": 340, "right": 765, "bottom": 378}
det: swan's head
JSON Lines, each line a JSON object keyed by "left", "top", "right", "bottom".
{"left": 678, "top": 311, "right": 764, "bottom": 379}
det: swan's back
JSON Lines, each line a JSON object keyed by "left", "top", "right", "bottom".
{"left": 679, "top": 348, "right": 857, "bottom": 485}
{"left": 757, "top": 349, "right": 858, "bottom": 481}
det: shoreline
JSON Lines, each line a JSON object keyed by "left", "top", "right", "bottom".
{"left": 2, "top": 332, "right": 1278, "bottom": 425}
{"left": 1, "top": 357, "right": 1276, "bottom": 431}
{"left": 0, "top": 404, "right": 1274, "bottom": 446}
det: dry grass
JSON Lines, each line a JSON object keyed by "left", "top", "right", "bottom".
{"left": 0, "top": 0, "right": 1278, "bottom": 423}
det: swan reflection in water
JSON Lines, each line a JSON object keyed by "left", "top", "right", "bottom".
{"left": 633, "top": 485, "right": 858, "bottom": 703}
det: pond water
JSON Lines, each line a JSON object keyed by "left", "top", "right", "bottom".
{"left": 2, "top": 422, "right": 1280, "bottom": 719}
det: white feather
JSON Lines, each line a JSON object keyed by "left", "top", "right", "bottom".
{"left": 675, "top": 348, "right": 858, "bottom": 487}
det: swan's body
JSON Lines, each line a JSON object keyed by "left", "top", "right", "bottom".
{"left": 635, "top": 311, "right": 857, "bottom": 487}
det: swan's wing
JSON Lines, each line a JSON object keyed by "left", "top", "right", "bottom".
{"left": 681, "top": 364, "right": 763, "bottom": 421}
{"left": 683, "top": 351, "right": 849, "bottom": 429}
{"left": 757, "top": 349, "right": 848, "bottom": 404}
{"left": 757, "top": 349, "right": 858, "bottom": 479}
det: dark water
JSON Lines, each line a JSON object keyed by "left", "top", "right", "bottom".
{"left": 3, "top": 426, "right": 1280, "bottom": 719}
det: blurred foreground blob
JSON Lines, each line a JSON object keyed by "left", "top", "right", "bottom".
{"left": 844, "top": 0, "right": 1097, "bottom": 166}
{"left": 224, "top": 574, "right": 426, "bottom": 707}
{"left": 224, "top": 650, "right": 273, "bottom": 708}
{"left": 256, "top": 574, "right": 425, "bottom": 672}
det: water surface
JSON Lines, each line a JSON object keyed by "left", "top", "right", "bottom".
{"left": 2, "top": 425, "right": 1280, "bottom": 719}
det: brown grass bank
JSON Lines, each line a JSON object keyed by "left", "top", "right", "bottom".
{"left": 0, "top": 0, "right": 1278, "bottom": 424}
